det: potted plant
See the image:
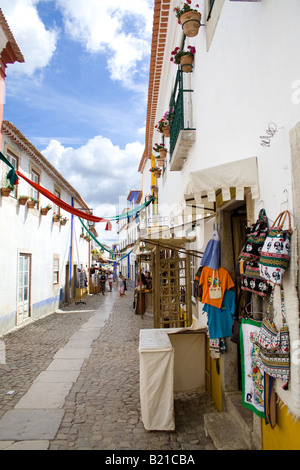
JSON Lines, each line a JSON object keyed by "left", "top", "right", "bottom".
{"left": 155, "top": 110, "right": 174, "bottom": 138}
{"left": 60, "top": 216, "right": 68, "bottom": 226}
{"left": 41, "top": 204, "right": 52, "bottom": 215}
{"left": 18, "top": 195, "right": 30, "bottom": 205}
{"left": 153, "top": 142, "right": 167, "bottom": 158}
{"left": 171, "top": 46, "right": 196, "bottom": 72}
{"left": 1, "top": 177, "right": 15, "bottom": 197}
{"left": 27, "top": 197, "right": 39, "bottom": 209}
{"left": 150, "top": 166, "right": 162, "bottom": 178}
{"left": 155, "top": 118, "right": 170, "bottom": 137}
{"left": 174, "top": 1, "right": 202, "bottom": 37}
{"left": 53, "top": 212, "right": 62, "bottom": 222}
{"left": 155, "top": 156, "right": 165, "bottom": 167}
{"left": 151, "top": 185, "right": 158, "bottom": 194}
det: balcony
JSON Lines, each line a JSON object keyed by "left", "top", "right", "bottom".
{"left": 169, "top": 70, "right": 196, "bottom": 171}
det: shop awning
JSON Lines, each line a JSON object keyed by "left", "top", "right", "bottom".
{"left": 184, "top": 156, "right": 259, "bottom": 203}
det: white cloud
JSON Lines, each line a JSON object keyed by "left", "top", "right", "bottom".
{"left": 1, "top": 0, "right": 58, "bottom": 76}
{"left": 42, "top": 135, "right": 144, "bottom": 243}
{"left": 42, "top": 135, "right": 143, "bottom": 210}
{"left": 55, "top": 0, "right": 153, "bottom": 87}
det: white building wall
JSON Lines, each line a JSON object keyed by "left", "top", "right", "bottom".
{"left": 142, "top": 0, "right": 300, "bottom": 419}
{"left": 148, "top": 0, "right": 300, "bottom": 221}
{"left": 0, "top": 135, "right": 89, "bottom": 335}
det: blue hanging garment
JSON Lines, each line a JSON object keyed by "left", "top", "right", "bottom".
{"left": 201, "top": 226, "right": 220, "bottom": 271}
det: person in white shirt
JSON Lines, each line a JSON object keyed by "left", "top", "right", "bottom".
{"left": 107, "top": 271, "right": 113, "bottom": 292}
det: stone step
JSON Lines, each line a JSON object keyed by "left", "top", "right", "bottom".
{"left": 204, "top": 412, "right": 251, "bottom": 450}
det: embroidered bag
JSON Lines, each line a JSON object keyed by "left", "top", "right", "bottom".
{"left": 255, "top": 286, "right": 290, "bottom": 389}
{"left": 259, "top": 211, "right": 292, "bottom": 285}
{"left": 241, "top": 260, "right": 269, "bottom": 297}
{"left": 239, "top": 209, "right": 269, "bottom": 261}
{"left": 209, "top": 270, "right": 222, "bottom": 299}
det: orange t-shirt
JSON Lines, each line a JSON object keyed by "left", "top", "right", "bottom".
{"left": 199, "top": 266, "right": 235, "bottom": 309}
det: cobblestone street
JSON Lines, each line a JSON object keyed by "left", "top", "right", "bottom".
{"left": 0, "top": 285, "right": 216, "bottom": 451}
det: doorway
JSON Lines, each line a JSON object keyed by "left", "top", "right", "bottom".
{"left": 17, "top": 253, "right": 31, "bottom": 324}
{"left": 219, "top": 200, "right": 248, "bottom": 392}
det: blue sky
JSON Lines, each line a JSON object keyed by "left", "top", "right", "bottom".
{"left": 1, "top": 0, "right": 154, "bottom": 244}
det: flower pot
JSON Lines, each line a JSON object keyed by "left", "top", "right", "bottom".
{"left": 1, "top": 187, "right": 11, "bottom": 197}
{"left": 180, "top": 54, "right": 194, "bottom": 73}
{"left": 159, "top": 148, "right": 167, "bottom": 159}
{"left": 154, "top": 170, "right": 161, "bottom": 179}
{"left": 180, "top": 11, "right": 201, "bottom": 37}
{"left": 27, "top": 200, "right": 36, "bottom": 209}
{"left": 162, "top": 125, "right": 170, "bottom": 138}
{"left": 19, "top": 196, "right": 29, "bottom": 205}
{"left": 60, "top": 219, "right": 67, "bottom": 226}
{"left": 53, "top": 215, "right": 60, "bottom": 222}
{"left": 151, "top": 186, "right": 158, "bottom": 194}
{"left": 156, "top": 157, "right": 165, "bottom": 167}
{"left": 41, "top": 208, "right": 49, "bottom": 215}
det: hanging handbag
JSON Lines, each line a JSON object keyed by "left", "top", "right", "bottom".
{"left": 239, "top": 209, "right": 269, "bottom": 261}
{"left": 241, "top": 260, "right": 269, "bottom": 297}
{"left": 259, "top": 210, "right": 292, "bottom": 286}
{"left": 255, "top": 286, "right": 290, "bottom": 389}
{"left": 209, "top": 270, "right": 222, "bottom": 299}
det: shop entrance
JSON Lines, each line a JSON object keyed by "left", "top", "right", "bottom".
{"left": 218, "top": 199, "right": 248, "bottom": 392}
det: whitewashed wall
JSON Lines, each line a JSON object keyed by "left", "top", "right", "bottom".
{"left": 144, "top": 0, "right": 300, "bottom": 418}
{"left": 0, "top": 136, "right": 89, "bottom": 334}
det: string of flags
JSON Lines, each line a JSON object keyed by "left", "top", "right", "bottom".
{"left": 0, "top": 151, "right": 154, "bottom": 232}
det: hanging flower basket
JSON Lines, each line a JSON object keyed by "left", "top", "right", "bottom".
{"left": 1, "top": 187, "right": 13, "bottom": 197}
{"left": 153, "top": 142, "right": 165, "bottom": 153}
{"left": 155, "top": 110, "right": 173, "bottom": 137}
{"left": 27, "top": 198, "right": 38, "bottom": 209}
{"left": 18, "top": 195, "right": 29, "bottom": 205}
{"left": 155, "top": 156, "right": 165, "bottom": 167}
{"left": 60, "top": 218, "right": 67, "bottom": 226}
{"left": 53, "top": 213, "right": 61, "bottom": 222}
{"left": 180, "top": 10, "right": 201, "bottom": 37}
{"left": 41, "top": 204, "right": 52, "bottom": 215}
{"left": 159, "top": 148, "right": 167, "bottom": 159}
{"left": 180, "top": 54, "right": 194, "bottom": 72}
{"left": 150, "top": 166, "right": 162, "bottom": 178}
{"left": 171, "top": 46, "right": 196, "bottom": 73}
{"left": 162, "top": 125, "right": 170, "bottom": 138}
{"left": 174, "top": 2, "right": 202, "bottom": 37}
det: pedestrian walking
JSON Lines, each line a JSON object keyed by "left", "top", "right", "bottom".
{"left": 118, "top": 274, "right": 125, "bottom": 297}
{"left": 100, "top": 270, "right": 107, "bottom": 295}
{"left": 107, "top": 271, "right": 113, "bottom": 292}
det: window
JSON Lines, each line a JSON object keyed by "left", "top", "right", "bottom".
{"left": 54, "top": 187, "right": 61, "bottom": 214}
{"left": 53, "top": 256, "right": 59, "bottom": 284}
{"left": 30, "top": 167, "right": 40, "bottom": 205}
{"left": 18, "top": 253, "right": 31, "bottom": 322}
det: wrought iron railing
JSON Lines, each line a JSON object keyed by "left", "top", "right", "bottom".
{"left": 169, "top": 69, "right": 195, "bottom": 159}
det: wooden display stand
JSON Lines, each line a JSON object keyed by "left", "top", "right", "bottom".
{"left": 135, "top": 238, "right": 193, "bottom": 328}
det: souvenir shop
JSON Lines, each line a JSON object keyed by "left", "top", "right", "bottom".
{"left": 194, "top": 195, "right": 296, "bottom": 443}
